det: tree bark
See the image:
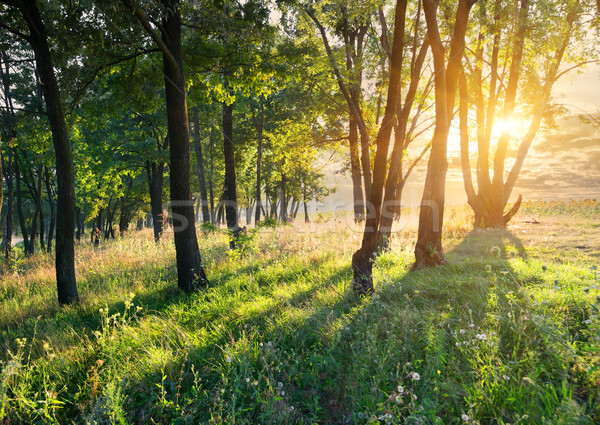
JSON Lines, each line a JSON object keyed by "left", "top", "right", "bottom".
{"left": 222, "top": 98, "right": 239, "bottom": 248}
{"left": 413, "top": 0, "right": 474, "bottom": 270}
{"left": 159, "top": 0, "right": 208, "bottom": 291}
{"left": 352, "top": 0, "right": 408, "bottom": 294}
{"left": 251, "top": 101, "right": 264, "bottom": 224}
{"left": 146, "top": 159, "right": 164, "bottom": 242}
{"left": 192, "top": 106, "right": 210, "bottom": 223}
{"left": 18, "top": 0, "right": 79, "bottom": 303}
{"left": 45, "top": 172, "right": 55, "bottom": 252}
{"left": 348, "top": 113, "right": 364, "bottom": 221}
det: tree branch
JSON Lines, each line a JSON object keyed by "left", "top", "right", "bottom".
{"left": 120, "top": 0, "right": 178, "bottom": 71}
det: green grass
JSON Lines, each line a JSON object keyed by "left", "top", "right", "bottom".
{"left": 0, "top": 211, "right": 599, "bottom": 424}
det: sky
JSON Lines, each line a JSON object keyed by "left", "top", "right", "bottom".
{"left": 320, "top": 63, "right": 600, "bottom": 211}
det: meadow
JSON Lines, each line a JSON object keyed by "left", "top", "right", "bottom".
{"left": 0, "top": 201, "right": 599, "bottom": 424}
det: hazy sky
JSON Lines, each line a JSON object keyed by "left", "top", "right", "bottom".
{"left": 321, "top": 63, "right": 600, "bottom": 210}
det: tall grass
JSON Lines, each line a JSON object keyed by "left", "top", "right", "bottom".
{"left": 0, "top": 209, "right": 599, "bottom": 424}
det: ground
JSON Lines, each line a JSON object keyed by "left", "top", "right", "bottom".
{"left": 0, "top": 202, "right": 599, "bottom": 424}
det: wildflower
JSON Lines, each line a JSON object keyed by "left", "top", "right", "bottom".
{"left": 459, "top": 329, "right": 465, "bottom": 334}
{"left": 412, "top": 394, "right": 417, "bottom": 400}
{"left": 290, "top": 406, "right": 295, "bottom": 411}
{"left": 226, "top": 356, "right": 232, "bottom": 363}
{"left": 491, "top": 246, "right": 501, "bottom": 257}
{"left": 485, "top": 265, "right": 492, "bottom": 273}
{"left": 476, "top": 334, "right": 487, "bottom": 341}
{"left": 268, "top": 341, "right": 273, "bottom": 347}
{"left": 583, "top": 319, "right": 592, "bottom": 325}
{"left": 461, "top": 413, "right": 470, "bottom": 422}
{"left": 277, "top": 382, "right": 283, "bottom": 388}
{"left": 395, "top": 395, "right": 402, "bottom": 404}
{"left": 503, "top": 375, "right": 510, "bottom": 381}
{"left": 455, "top": 342, "right": 461, "bottom": 346}
{"left": 280, "top": 391, "right": 285, "bottom": 396}
{"left": 397, "top": 385, "right": 404, "bottom": 393}
{"left": 411, "top": 372, "right": 420, "bottom": 380}
{"left": 246, "top": 378, "right": 250, "bottom": 383}
{"left": 468, "top": 323, "right": 475, "bottom": 328}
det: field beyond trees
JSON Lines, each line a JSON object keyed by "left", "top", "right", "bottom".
{"left": 1, "top": 203, "right": 599, "bottom": 424}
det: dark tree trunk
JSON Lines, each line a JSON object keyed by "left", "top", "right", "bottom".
{"left": 0, "top": 53, "right": 15, "bottom": 259}
{"left": 251, "top": 101, "right": 264, "bottom": 224}
{"left": 146, "top": 159, "right": 164, "bottom": 242}
{"left": 413, "top": 0, "right": 474, "bottom": 270}
{"left": 94, "top": 208, "right": 102, "bottom": 247}
{"left": 279, "top": 174, "right": 288, "bottom": 223}
{"left": 14, "top": 156, "right": 30, "bottom": 254}
{"left": 192, "top": 106, "right": 210, "bottom": 223}
{"left": 160, "top": 0, "right": 208, "bottom": 291}
{"left": 222, "top": 99, "right": 239, "bottom": 248}
{"left": 45, "top": 172, "right": 55, "bottom": 252}
{"left": 19, "top": 0, "right": 79, "bottom": 303}
{"left": 28, "top": 165, "right": 43, "bottom": 255}
{"left": 351, "top": 0, "right": 408, "bottom": 294}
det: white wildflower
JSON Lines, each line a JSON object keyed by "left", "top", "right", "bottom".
{"left": 411, "top": 372, "right": 420, "bottom": 380}
{"left": 461, "top": 413, "right": 470, "bottom": 422}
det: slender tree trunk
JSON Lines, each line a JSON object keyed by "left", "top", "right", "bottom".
{"left": 75, "top": 206, "right": 82, "bottom": 241}
{"left": 45, "top": 172, "right": 55, "bottom": 252}
{"left": 253, "top": 102, "right": 264, "bottom": 224}
{"left": 2, "top": 149, "right": 13, "bottom": 259}
{"left": 146, "top": 159, "right": 164, "bottom": 242}
{"left": 19, "top": 0, "right": 79, "bottom": 303}
{"left": 349, "top": 114, "right": 364, "bottom": 221}
{"left": 222, "top": 98, "right": 239, "bottom": 248}
{"left": 192, "top": 106, "right": 210, "bottom": 223}
{"left": 28, "top": 165, "right": 43, "bottom": 255}
{"left": 279, "top": 174, "right": 288, "bottom": 222}
{"left": 14, "top": 157, "right": 30, "bottom": 254}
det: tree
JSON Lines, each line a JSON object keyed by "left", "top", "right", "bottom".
{"left": 459, "top": 0, "right": 587, "bottom": 229}
{"left": 122, "top": 0, "right": 209, "bottom": 292}
{"left": 412, "top": 0, "right": 476, "bottom": 270}
{"left": 0, "top": 0, "right": 79, "bottom": 304}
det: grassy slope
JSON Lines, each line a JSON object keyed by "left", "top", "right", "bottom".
{"left": 0, "top": 210, "right": 599, "bottom": 424}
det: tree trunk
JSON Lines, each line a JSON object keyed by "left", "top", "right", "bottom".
{"left": 75, "top": 206, "right": 82, "bottom": 241}
{"left": 222, "top": 98, "right": 239, "bottom": 248}
{"left": 192, "top": 106, "right": 210, "bottom": 223}
{"left": 348, "top": 113, "right": 364, "bottom": 221}
{"left": 20, "top": 0, "right": 79, "bottom": 303}
{"left": 45, "top": 172, "right": 55, "bottom": 252}
{"left": 413, "top": 0, "right": 474, "bottom": 270}
{"left": 28, "top": 165, "right": 43, "bottom": 255}
{"left": 14, "top": 156, "right": 31, "bottom": 254}
{"left": 160, "top": 0, "right": 208, "bottom": 291}
{"left": 279, "top": 174, "right": 288, "bottom": 223}
{"left": 2, "top": 149, "right": 13, "bottom": 259}
{"left": 352, "top": 0, "right": 408, "bottom": 294}
{"left": 146, "top": 159, "right": 164, "bottom": 242}
{"left": 253, "top": 102, "right": 264, "bottom": 224}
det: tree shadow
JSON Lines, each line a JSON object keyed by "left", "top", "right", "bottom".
{"left": 448, "top": 228, "right": 528, "bottom": 262}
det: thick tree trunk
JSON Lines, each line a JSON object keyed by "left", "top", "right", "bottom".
{"left": 222, "top": 99, "right": 239, "bottom": 248}
{"left": 192, "top": 106, "right": 210, "bottom": 223}
{"left": 413, "top": 0, "right": 474, "bottom": 270}
{"left": 20, "top": 0, "right": 79, "bottom": 303}
{"left": 160, "top": 0, "right": 208, "bottom": 291}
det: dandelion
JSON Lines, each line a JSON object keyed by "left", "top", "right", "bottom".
{"left": 456, "top": 342, "right": 461, "bottom": 346}
{"left": 226, "top": 356, "right": 232, "bottom": 363}
{"left": 290, "top": 406, "right": 295, "bottom": 411}
{"left": 461, "top": 413, "right": 470, "bottom": 422}
{"left": 395, "top": 395, "right": 402, "bottom": 404}
{"left": 476, "top": 334, "right": 487, "bottom": 341}
{"left": 246, "top": 378, "right": 250, "bottom": 383}
{"left": 280, "top": 391, "right": 285, "bottom": 396}
{"left": 485, "top": 265, "right": 492, "bottom": 273}
{"left": 397, "top": 385, "right": 404, "bottom": 393}
{"left": 491, "top": 246, "right": 501, "bottom": 257}
{"left": 583, "top": 319, "right": 592, "bottom": 325}
{"left": 268, "top": 341, "right": 273, "bottom": 347}
{"left": 411, "top": 372, "right": 420, "bottom": 380}
{"left": 459, "top": 329, "right": 466, "bottom": 334}
{"left": 468, "top": 323, "right": 475, "bottom": 328}
{"left": 277, "top": 382, "right": 283, "bottom": 388}
{"left": 412, "top": 394, "right": 417, "bottom": 400}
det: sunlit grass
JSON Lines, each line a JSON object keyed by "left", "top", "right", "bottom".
{"left": 0, "top": 206, "right": 599, "bottom": 424}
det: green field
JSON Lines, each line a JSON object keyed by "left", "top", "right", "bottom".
{"left": 1, "top": 205, "right": 599, "bottom": 424}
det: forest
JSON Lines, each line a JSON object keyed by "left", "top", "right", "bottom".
{"left": 1, "top": 0, "right": 600, "bottom": 423}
